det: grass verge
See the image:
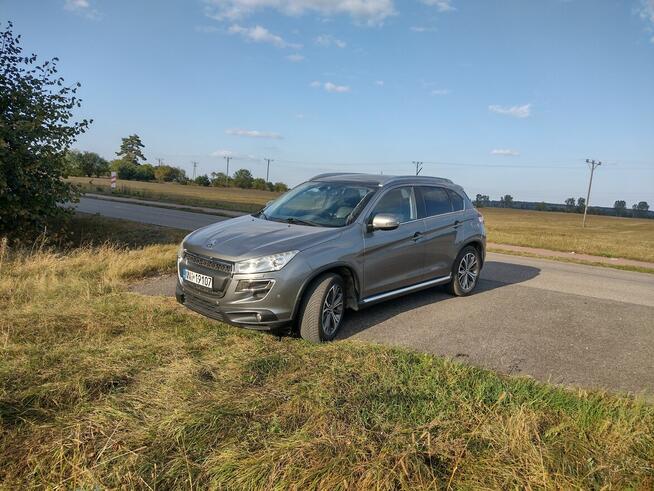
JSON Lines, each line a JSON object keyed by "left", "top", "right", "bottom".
{"left": 1, "top": 216, "right": 653, "bottom": 488}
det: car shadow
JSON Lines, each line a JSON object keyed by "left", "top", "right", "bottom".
{"left": 336, "top": 260, "right": 541, "bottom": 340}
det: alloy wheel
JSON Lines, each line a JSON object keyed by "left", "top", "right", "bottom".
{"left": 321, "top": 284, "right": 344, "bottom": 336}
{"left": 457, "top": 252, "right": 479, "bottom": 292}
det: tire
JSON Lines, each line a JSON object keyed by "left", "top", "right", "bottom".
{"left": 299, "top": 273, "right": 345, "bottom": 342}
{"left": 447, "top": 246, "right": 481, "bottom": 296}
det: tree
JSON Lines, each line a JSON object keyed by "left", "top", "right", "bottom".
{"left": 194, "top": 174, "right": 210, "bottom": 186}
{"left": 154, "top": 164, "right": 186, "bottom": 182}
{"left": 0, "top": 22, "right": 91, "bottom": 239}
{"left": 66, "top": 150, "right": 108, "bottom": 177}
{"left": 499, "top": 194, "right": 514, "bottom": 208}
{"left": 210, "top": 172, "right": 229, "bottom": 187}
{"left": 115, "top": 134, "right": 146, "bottom": 165}
{"left": 564, "top": 197, "right": 576, "bottom": 212}
{"left": 614, "top": 200, "right": 627, "bottom": 217}
{"left": 232, "top": 168, "right": 254, "bottom": 188}
{"left": 535, "top": 201, "right": 548, "bottom": 211}
{"left": 252, "top": 178, "right": 268, "bottom": 190}
{"left": 474, "top": 194, "right": 490, "bottom": 208}
{"left": 576, "top": 197, "right": 585, "bottom": 213}
{"left": 273, "top": 182, "right": 289, "bottom": 193}
{"left": 632, "top": 201, "right": 650, "bottom": 217}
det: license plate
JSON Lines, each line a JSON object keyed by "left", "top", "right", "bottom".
{"left": 182, "top": 268, "right": 213, "bottom": 289}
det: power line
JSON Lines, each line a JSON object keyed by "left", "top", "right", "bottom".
{"left": 264, "top": 158, "right": 274, "bottom": 183}
{"left": 582, "top": 159, "right": 602, "bottom": 228}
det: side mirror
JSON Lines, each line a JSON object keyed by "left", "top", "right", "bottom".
{"left": 371, "top": 214, "right": 400, "bottom": 231}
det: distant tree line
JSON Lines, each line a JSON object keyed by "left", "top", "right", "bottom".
{"left": 474, "top": 194, "right": 651, "bottom": 219}
{"left": 66, "top": 134, "right": 289, "bottom": 192}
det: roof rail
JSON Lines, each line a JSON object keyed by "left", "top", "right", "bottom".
{"left": 311, "top": 172, "right": 359, "bottom": 180}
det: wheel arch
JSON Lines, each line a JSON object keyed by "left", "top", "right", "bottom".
{"left": 291, "top": 262, "right": 361, "bottom": 324}
{"left": 459, "top": 238, "right": 485, "bottom": 267}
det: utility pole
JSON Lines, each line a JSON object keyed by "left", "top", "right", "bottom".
{"left": 224, "top": 155, "right": 232, "bottom": 178}
{"left": 412, "top": 161, "right": 423, "bottom": 176}
{"left": 582, "top": 159, "right": 601, "bottom": 228}
{"left": 156, "top": 158, "right": 163, "bottom": 166}
{"left": 263, "top": 158, "right": 274, "bottom": 182}
{"left": 191, "top": 161, "right": 198, "bottom": 180}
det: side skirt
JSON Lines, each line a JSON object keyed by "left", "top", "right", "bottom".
{"left": 358, "top": 274, "right": 452, "bottom": 308}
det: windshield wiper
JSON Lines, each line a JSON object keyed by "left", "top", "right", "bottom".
{"left": 285, "top": 217, "right": 319, "bottom": 227}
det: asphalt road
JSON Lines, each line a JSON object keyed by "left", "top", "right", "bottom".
{"left": 78, "top": 197, "right": 654, "bottom": 396}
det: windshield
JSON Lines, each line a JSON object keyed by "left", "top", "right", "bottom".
{"left": 260, "top": 181, "right": 377, "bottom": 227}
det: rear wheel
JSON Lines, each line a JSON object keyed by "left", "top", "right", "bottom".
{"left": 447, "top": 246, "right": 481, "bottom": 296}
{"left": 299, "top": 274, "right": 345, "bottom": 342}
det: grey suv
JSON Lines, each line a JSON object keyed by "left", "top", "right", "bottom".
{"left": 176, "top": 173, "right": 486, "bottom": 342}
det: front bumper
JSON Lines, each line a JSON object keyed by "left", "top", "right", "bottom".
{"left": 176, "top": 252, "right": 311, "bottom": 330}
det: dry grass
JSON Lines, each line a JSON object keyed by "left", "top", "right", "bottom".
{"left": 483, "top": 208, "right": 654, "bottom": 262}
{"left": 68, "top": 176, "right": 280, "bottom": 213}
{"left": 1, "top": 216, "right": 653, "bottom": 489}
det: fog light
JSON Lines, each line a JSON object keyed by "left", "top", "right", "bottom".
{"left": 236, "top": 280, "right": 273, "bottom": 293}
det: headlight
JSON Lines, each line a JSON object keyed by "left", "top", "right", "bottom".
{"left": 234, "top": 250, "right": 299, "bottom": 274}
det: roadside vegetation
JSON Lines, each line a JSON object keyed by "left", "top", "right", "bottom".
{"left": 70, "top": 176, "right": 278, "bottom": 213}
{"left": 1, "top": 215, "right": 653, "bottom": 489}
{"left": 483, "top": 207, "right": 654, "bottom": 263}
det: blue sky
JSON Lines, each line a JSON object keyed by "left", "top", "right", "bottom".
{"left": 5, "top": 0, "right": 654, "bottom": 206}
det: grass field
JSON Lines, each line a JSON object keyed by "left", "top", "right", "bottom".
{"left": 482, "top": 208, "right": 654, "bottom": 263}
{"left": 1, "top": 216, "right": 653, "bottom": 489}
{"left": 69, "top": 176, "right": 279, "bottom": 213}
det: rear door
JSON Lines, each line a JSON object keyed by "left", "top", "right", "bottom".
{"left": 362, "top": 186, "right": 425, "bottom": 297}
{"left": 416, "top": 186, "right": 459, "bottom": 279}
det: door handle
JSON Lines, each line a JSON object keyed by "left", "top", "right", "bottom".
{"left": 412, "top": 231, "right": 423, "bottom": 241}
{"left": 453, "top": 220, "right": 462, "bottom": 229}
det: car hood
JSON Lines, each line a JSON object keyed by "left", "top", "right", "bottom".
{"left": 184, "top": 215, "right": 342, "bottom": 262}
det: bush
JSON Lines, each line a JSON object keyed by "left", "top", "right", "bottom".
{"left": 0, "top": 22, "right": 91, "bottom": 240}
{"left": 194, "top": 174, "right": 211, "bottom": 186}
{"left": 154, "top": 164, "right": 186, "bottom": 183}
{"left": 232, "top": 168, "right": 254, "bottom": 189}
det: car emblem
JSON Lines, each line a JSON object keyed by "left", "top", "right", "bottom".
{"left": 206, "top": 239, "right": 217, "bottom": 249}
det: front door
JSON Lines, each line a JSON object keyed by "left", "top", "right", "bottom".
{"left": 362, "top": 186, "right": 425, "bottom": 297}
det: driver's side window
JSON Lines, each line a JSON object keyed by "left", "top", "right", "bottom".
{"left": 371, "top": 186, "right": 416, "bottom": 224}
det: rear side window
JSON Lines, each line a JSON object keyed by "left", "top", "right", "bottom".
{"left": 420, "top": 187, "right": 452, "bottom": 217}
{"left": 448, "top": 190, "right": 464, "bottom": 211}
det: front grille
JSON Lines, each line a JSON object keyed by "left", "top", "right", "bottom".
{"left": 184, "top": 251, "right": 233, "bottom": 274}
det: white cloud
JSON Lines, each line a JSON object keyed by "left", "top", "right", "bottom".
{"left": 225, "top": 128, "right": 284, "bottom": 139}
{"left": 489, "top": 103, "right": 531, "bottom": 118}
{"left": 315, "top": 34, "right": 347, "bottom": 48}
{"left": 286, "top": 53, "right": 305, "bottom": 62}
{"left": 310, "top": 81, "right": 351, "bottom": 93}
{"left": 491, "top": 148, "right": 520, "bottom": 156}
{"left": 410, "top": 26, "right": 435, "bottom": 32}
{"left": 205, "top": 0, "right": 395, "bottom": 25}
{"left": 228, "top": 24, "right": 302, "bottom": 49}
{"left": 64, "top": 0, "right": 100, "bottom": 18}
{"left": 375, "top": 80, "right": 384, "bottom": 86}
{"left": 640, "top": 0, "right": 654, "bottom": 43}
{"left": 211, "top": 149, "right": 234, "bottom": 157}
{"left": 431, "top": 88, "right": 450, "bottom": 96}
{"left": 295, "top": 113, "right": 305, "bottom": 119}
{"left": 420, "top": 0, "right": 455, "bottom": 12}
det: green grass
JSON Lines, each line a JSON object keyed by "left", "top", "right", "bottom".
{"left": 69, "top": 176, "right": 279, "bottom": 213}
{"left": 483, "top": 207, "right": 654, "bottom": 263}
{"left": 1, "top": 216, "right": 653, "bottom": 488}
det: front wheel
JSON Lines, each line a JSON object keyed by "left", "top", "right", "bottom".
{"left": 447, "top": 246, "right": 481, "bottom": 296}
{"left": 298, "top": 273, "right": 345, "bottom": 342}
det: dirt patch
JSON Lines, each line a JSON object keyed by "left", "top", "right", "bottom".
{"left": 129, "top": 274, "right": 177, "bottom": 297}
